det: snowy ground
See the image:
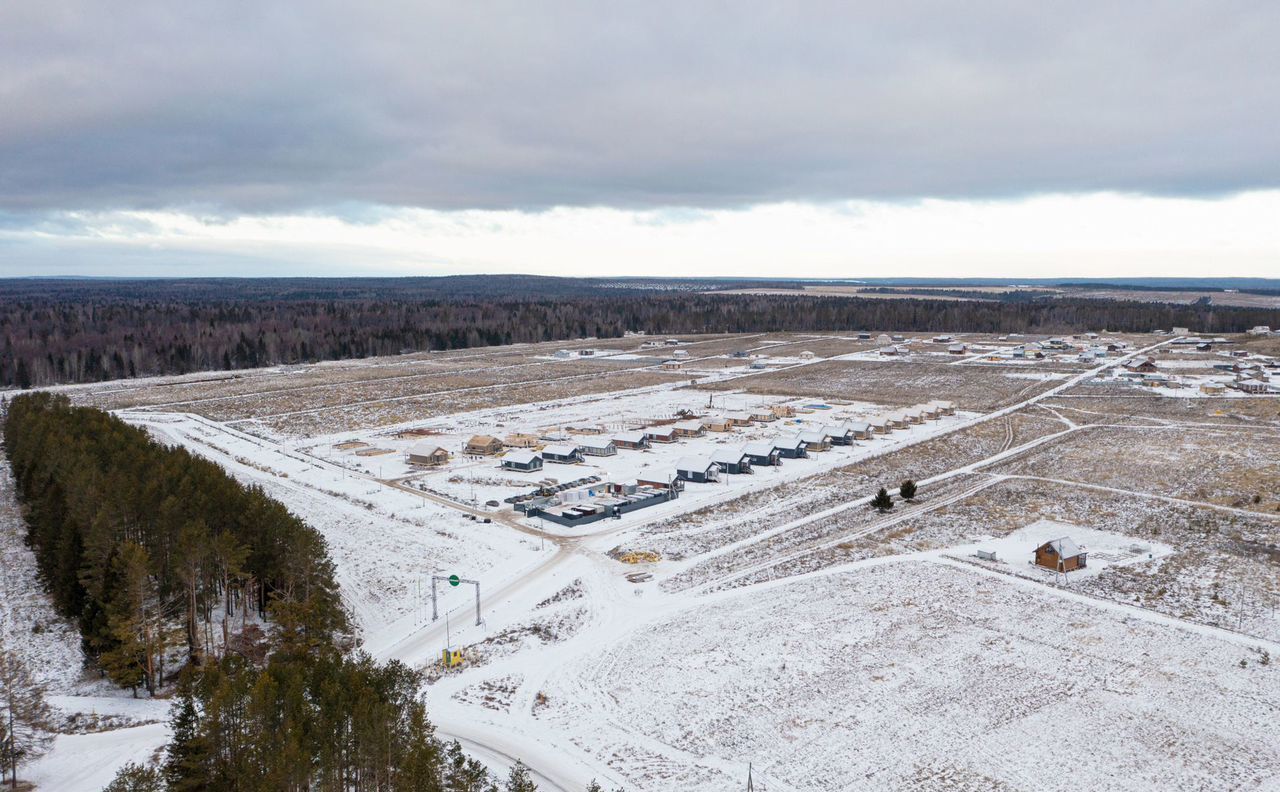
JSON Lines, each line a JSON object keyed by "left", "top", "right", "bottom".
{"left": 11, "top": 332, "right": 1280, "bottom": 790}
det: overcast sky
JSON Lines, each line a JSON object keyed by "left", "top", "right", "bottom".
{"left": 2, "top": 1, "right": 1278, "bottom": 278}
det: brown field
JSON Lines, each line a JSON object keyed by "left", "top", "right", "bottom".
{"left": 699, "top": 359, "right": 1066, "bottom": 411}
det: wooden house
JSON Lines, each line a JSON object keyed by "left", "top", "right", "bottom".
{"left": 867, "top": 416, "right": 890, "bottom": 434}
{"left": 503, "top": 433, "right": 540, "bottom": 448}
{"left": 823, "top": 424, "right": 855, "bottom": 446}
{"left": 704, "top": 418, "right": 734, "bottom": 433}
{"left": 661, "top": 360, "right": 684, "bottom": 371}
{"left": 465, "top": 435, "right": 504, "bottom": 456}
{"left": 772, "top": 436, "right": 808, "bottom": 459}
{"left": 644, "top": 426, "right": 678, "bottom": 444}
{"left": 676, "top": 457, "right": 719, "bottom": 483}
{"left": 902, "top": 408, "right": 924, "bottom": 425}
{"left": 500, "top": 450, "right": 543, "bottom": 472}
{"left": 405, "top": 443, "right": 450, "bottom": 467}
{"left": 613, "top": 431, "right": 650, "bottom": 450}
{"left": 948, "top": 343, "right": 968, "bottom": 355}
{"left": 579, "top": 440, "right": 617, "bottom": 457}
{"left": 750, "top": 408, "right": 778, "bottom": 423}
{"left": 1123, "top": 357, "right": 1158, "bottom": 374}
{"left": 742, "top": 441, "right": 782, "bottom": 467}
{"left": 1034, "top": 537, "right": 1087, "bottom": 572}
{"left": 847, "top": 422, "right": 873, "bottom": 440}
{"left": 770, "top": 404, "right": 796, "bottom": 418}
{"left": 711, "top": 448, "right": 753, "bottom": 475}
{"left": 541, "top": 444, "right": 584, "bottom": 464}
{"left": 885, "top": 414, "right": 908, "bottom": 429}
{"left": 726, "top": 411, "right": 755, "bottom": 427}
{"left": 930, "top": 400, "right": 955, "bottom": 416}
{"left": 798, "top": 430, "right": 832, "bottom": 452}
{"left": 673, "top": 420, "right": 705, "bottom": 438}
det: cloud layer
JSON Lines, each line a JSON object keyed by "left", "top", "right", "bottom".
{"left": 4, "top": 1, "right": 1279, "bottom": 213}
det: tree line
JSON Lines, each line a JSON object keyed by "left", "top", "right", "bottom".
{"left": 3, "top": 392, "right": 348, "bottom": 694}
{"left": 2, "top": 277, "right": 1277, "bottom": 388}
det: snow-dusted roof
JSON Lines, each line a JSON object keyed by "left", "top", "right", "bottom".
{"left": 407, "top": 441, "right": 447, "bottom": 456}
{"left": 798, "top": 430, "right": 830, "bottom": 443}
{"left": 847, "top": 422, "right": 872, "bottom": 433}
{"left": 541, "top": 444, "right": 580, "bottom": 457}
{"left": 742, "top": 441, "right": 777, "bottom": 456}
{"left": 1045, "top": 536, "right": 1083, "bottom": 558}
{"left": 727, "top": 411, "right": 754, "bottom": 421}
{"left": 613, "top": 431, "right": 646, "bottom": 443}
{"left": 711, "top": 448, "right": 749, "bottom": 465}
{"left": 502, "top": 450, "right": 540, "bottom": 465}
{"left": 645, "top": 425, "right": 677, "bottom": 436}
{"left": 579, "top": 439, "right": 615, "bottom": 450}
{"left": 773, "top": 435, "right": 805, "bottom": 449}
{"left": 822, "top": 424, "right": 850, "bottom": 436}
{"left": 673, "top": 420, "right": 704, "bottom": 431}
{"left": 676, "top": 456, "right": 716, "bottom": 473}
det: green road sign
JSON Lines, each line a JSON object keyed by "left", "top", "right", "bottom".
{"left": 448, "top": 574, "right": 461, "bottom": 587}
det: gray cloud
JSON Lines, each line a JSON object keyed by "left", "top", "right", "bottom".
{"left": 2, "top": 1, "right": 1278, "bottom": 213}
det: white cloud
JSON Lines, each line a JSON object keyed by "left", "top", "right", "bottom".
{"left": 4, "top": 191, "right": 1278, "bottom": 279}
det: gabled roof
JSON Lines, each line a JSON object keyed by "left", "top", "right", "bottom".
{"left": 579, "top": 438, "right": 615, "bottom": 449}
{"left": 847, "top": 422, "right": 872, "bottom": 433}
{"left": 541, "top": 444, "right": 580, "bottom": 457}
{"left": 711, "top": 447, "right": 750, "bottom": 465}
{"left": 468, "top": 434, "right": 501, "bottom": 445}
{"left": 772, "top": 435, "right": 805, "bottom": 449}
{"left": 407, "top": 441, "right": 448, "bottom": 456}
{"left": 822, "top": 424, "right": 851, "bottom": 436}
{"left": 502, "top": 450, "right": 540, "bottom": 465}
{"left": 798, "top": 430, "right": 830, "bottom": 443}
{"left": 673, "top": 420, "right": 704, "bottom": 431}
{"left": 742, "top": 441, "right": 777, "bottom": 456}
{"left": 644, "top": 425, "right": 677, "bottom": 436}
{"left": 1040, "top": 536, "right": 1083, "bottom": 558}
{"left": 613, "top": 431, "right": 646, "bottom": 443}
{"left": 676, "top": 456, "right": 717, "bottom": 473}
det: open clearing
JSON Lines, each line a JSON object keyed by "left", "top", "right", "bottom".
{"left": 14, "top": 329, "right": 1280, "bottom": 790}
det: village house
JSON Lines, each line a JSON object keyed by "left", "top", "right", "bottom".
{"left": 711, "top": 448, "right": 754, "bottom": 475}
{"left": 541, "top": 444, "right": 584, "bottom": 464}
{"left": 931, "top": 400, "right": 956, "bottom": 416}
{"left": 465, "top": 435, "right": 504, "bottom": 456}
{"left": 822, "top": 424, "right": 855, "bottom": 445}
{"left": 612, "top": 431, "right": 650, "bottom": 450}
{"left": 661, "top": 360, "right": 684, "bottom": 371}
{"left": 1247, "top": 325, "right": 1273, "bottom": 336}
{"left": 1034, "top": 537, "right": 1087, "bottom": 572}
{"left": 742, "top": 441, "right": 782, "bottom": 467}
{"left": 772, "top": 435, "right": 808, "bottom": 459}
{"left": 672, "top": 419, "right": 705, "bottom": 438}
{"left": 405, "top": 443, "right": 450, "bottom": 467}
{"left": 643, "top": 426, "right": 678, "bottom": 444}
{"left": 770, "top": 404, "right": 797, "bottom": 418}
{"left": 579, "top": 439, "right": 617, "bottom": 457}
{"left": 948, "top": 343, "right": 968, "bottom": 355}
{"left": 847, "top": 422, "right": 873, "bottom": 440}
{"left": 676, "top": 457, "right": 720, "bottom": 483}
{"left": 500, "top": 450, "right": 543, "bottom": 472}
{"left": 797, "top": 430, "right": 832, "bottom": 452}
{"left": 799, "top": 350, "right": 815, "bottom": 360}
{"left": 503, "top": 433, "right": 540, "bottom": 448}
{"left": 704, "top": 417, "right": 734, "bottom": 433}
{"left": 725, "top": 411, "right": 755, "bottom": 427}
{"left": 1123, "top": 357, "right": 1159, "bottom": 374}
{"left": 749, "top": 408, "right": 777, "bottom": 422}
{"left": 902, "top": 408, "right": 924, "bottom": 425}
{"left": 867, "top": 416, "right": 890, "bottom": 434}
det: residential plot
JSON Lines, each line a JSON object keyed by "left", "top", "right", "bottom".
{"left": 539, "top": 560, "right": 1280, "bottom": 791}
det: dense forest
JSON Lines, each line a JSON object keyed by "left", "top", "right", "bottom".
{"left": 3, "top": 393, "right": 348, "bottom": 692}
{"left": 2, "top": 277, "right": 1278, "bottom": 388}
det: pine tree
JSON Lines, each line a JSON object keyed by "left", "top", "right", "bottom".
{"left": 870, "top": 487, "right": 893, "bottom": 512}
{"left": 900, "top": 480, "right": 917, "bottom": 501}
{"left": 102, "top": 762, "right": 165, "bottom": 791}
{"left": 0, "top": 649, "right": 54, "bottom": 788}
{"left": 164, "top": 682, "right": 209, "bottom": 791}
{"left": 445, "top": 740, "right": 496, "bottom": 792}
{"left": 505, "top": 760, "right": 539, "bottom": 792}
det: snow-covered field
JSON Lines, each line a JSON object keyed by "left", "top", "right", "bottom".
{"left": 533, "top": 559, "right": 1280, "bottom": 791}
{"left": 9, "top": 332, "right": 1280, "bottom": 790}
